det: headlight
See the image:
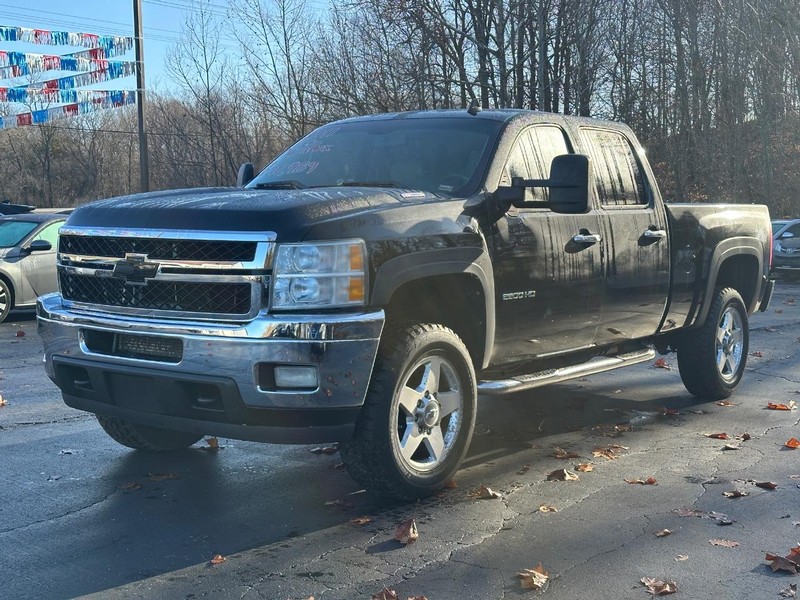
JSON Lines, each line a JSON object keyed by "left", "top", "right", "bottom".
{"left": 272, "top": 240, "right": 367, "bottom": 310}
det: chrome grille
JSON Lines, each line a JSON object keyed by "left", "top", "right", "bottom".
{"left": 60, "top": 271, "right": 253, "bottom": 316}
{"left": 60, "top": 235, "right": 256, "bottom": 262}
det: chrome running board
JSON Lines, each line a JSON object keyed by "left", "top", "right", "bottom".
{"left": 477, "top": 348, "right": 656, "bottom": 396}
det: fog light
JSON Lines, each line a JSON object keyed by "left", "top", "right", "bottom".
{"left": 274, "top": 366, "right": 318, "bottom": 390}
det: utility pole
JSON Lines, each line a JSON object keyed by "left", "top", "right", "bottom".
{"left": 133, "top": 0, "right": 150, "bottom": 192}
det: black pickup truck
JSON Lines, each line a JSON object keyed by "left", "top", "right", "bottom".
{"left": 38, "top": 109, "right": 774, "bottom": 499}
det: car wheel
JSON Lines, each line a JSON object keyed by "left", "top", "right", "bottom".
{"left": 96, "top": 415, "right": 203, "bottom": 451}
{"left": 340, "top": 323, "right": 477, "bottom": 500}
{"left": 677, "top": 287, "right": 748, "bottom": 400}
{"left": 0, "top": 278, "right": 12, "bottom": 323}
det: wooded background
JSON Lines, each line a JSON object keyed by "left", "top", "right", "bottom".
{"left": 2, "top": 0, "right": 799, "bottom": 216}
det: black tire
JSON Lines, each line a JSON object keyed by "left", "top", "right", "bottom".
{"left": 677, "top": 287, "right": 749, "bottom": 400}
{"left": 96, "top": 415, "right": 203, "bottom": 451}
{"left": 0, "top": 278, "right": 12, "bottom": 323}
{"left": 340, "top": 323, "right": 477, "bottom": 500}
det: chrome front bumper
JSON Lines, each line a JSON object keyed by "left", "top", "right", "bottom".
{"left": 37, "top": 293, "right": 384, "bottom": 442}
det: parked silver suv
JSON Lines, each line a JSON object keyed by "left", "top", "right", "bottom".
{"left": 0, "top": 214, "right": 65, "bottom": 322}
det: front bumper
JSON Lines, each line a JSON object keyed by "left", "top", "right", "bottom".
{"left": 37, "top": 293, "right": 384, "bottom": 443}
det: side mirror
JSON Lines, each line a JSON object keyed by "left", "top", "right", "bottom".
{"left": 24, "top": 239, "right": 52, "bottom": 253}
{"left": 237, "top": 162, "right": 255, "bottom": 187}
{"left": 781, "top": 231, "right": 795, "bottom": 239}
{"left": 546, "top": 154, "right": 591, "bottom": 214}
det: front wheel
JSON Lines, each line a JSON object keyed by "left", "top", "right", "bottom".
{"left": 340, "top": 323, "right": 477, "bottom": 500}
{"left": 677, "top": 287, "right": 749, "bottom": 400}
{"left": 0, "top": 278, "right": 12, "bottom": 323}
{"left": 97, "top": 415, "right": 203, "bottom": 451}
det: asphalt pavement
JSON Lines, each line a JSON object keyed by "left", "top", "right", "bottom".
{"left": 2, "top": 284, "right": 800, "bottom": 600}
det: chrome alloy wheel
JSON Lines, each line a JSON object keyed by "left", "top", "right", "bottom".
{"left": 392, "top": 354, "right": 463, "bottom": 473}
{"left": 715, "top": 306, "right": 744, "bottom": 382}
{"left": 0, "top": 282, "right": 8, "bottom": 321}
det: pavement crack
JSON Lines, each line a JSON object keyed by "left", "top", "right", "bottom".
{"left": 0, "top": 487, "right": 117, "bottom": 535}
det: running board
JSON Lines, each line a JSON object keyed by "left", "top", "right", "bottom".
{"left": 477, "top": 348, "right": 656, "bottom": 396}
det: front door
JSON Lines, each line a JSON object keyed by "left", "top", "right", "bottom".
{"left": 489, "top": 125, "right": 604, "bottom": 365}
{"left": 19, "top": 221, "right": 61, "bottom": 301}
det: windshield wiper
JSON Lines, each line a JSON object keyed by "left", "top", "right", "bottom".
{"left": 337, "top": 180, "right": 402, "bottom": 188}
{"left": 251, "top": 180, "right": 308, "bottom": 190}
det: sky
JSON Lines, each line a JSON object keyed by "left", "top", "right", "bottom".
{"left": 0, "top": 0, "right": 221, "bottom": 93}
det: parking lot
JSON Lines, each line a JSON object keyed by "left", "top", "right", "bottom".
{"left": 2, "top": 284, "right": 800, "bottom": 600}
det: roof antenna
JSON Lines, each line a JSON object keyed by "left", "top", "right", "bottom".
{"left": 467, "top": 99, "right": 482, "bottom": 116}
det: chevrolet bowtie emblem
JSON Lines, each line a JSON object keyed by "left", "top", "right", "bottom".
{"left": 112, "top": 253, "right": 160, "bottom": 285}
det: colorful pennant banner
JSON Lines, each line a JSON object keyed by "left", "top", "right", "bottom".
{"left": 0, "top": 25, "right": 133, "bottom": 55}
{"left": 0, "top": 90, "right": 136, "bottom": 129}
{"left": 0, "top": 62, "right": 137, "bottom": 103}
{"left": 0, "top": 48, "right": 132, "bottom": 79}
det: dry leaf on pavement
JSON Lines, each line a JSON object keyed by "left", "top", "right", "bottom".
{"left": 203, "top": 437, "right": 220, "bottom": 451}
{"left": 575, "top": 463, "right": 593, "bottom": 472}
{"left": 468, "top": 484, "right": 503, "bottom": 499}
{"left": 518, "top": 563, "right": 549, "bottom": 590}
{"left": 553, "top": 447, "right": 580, "bottom": 459}
{"left": 785, "top": 438, "right": 800, "bottom": 449}
{"left": 547, "top": 468, "right": 579, "bottom": 481}
{"left": 766, "top": 552, "right": 800, "bottom": 574}
{"left": 716, "top": 401, "right": 736, "bottom": 406}
{"left": 371, "top": 588, "right": 399, "bottom": 600}
{"left": 655, "top": 529, "right": 671, "bottom": 537}
{"left": 661, "top": 407, "right": 680, "bottom": 416}
{"left": 675, "top": 555, "right": 688, "bottom": 561}
{"left": 779, "top": 584, "right": 797, "bottom": 598}
{"left": 653, "top": 358, "right": 671, "bottom": 369}
{"left": 709, "top": 539, "right": 740, "bottom": 548}
{"left": 722, "top": 490, "right": 748, "bottom": 498}
{"left": 705, "top": 432, "right": 730, "bottom": 440}
{"left": 625, "top": 477, "right": 658, "bottom": 485}
{"left": 209, "top": 554, "right": 226, "bottom": 565}
{"left": 738, "top": 432, "right": 752, "bottom": 441}
{"left": 722, "top": 443, "right": 740, "bottom": 450}
{"left": 15, "top": 329, "right": 24, "bottom": 337}
{"left": 394, "top": 517, "right": 419, "bottom": 545}
{"left": 539, "top": 504, "right": 558, "bottom": 513}
{"left": 768, "top": 401, "right": 797, "bottom": 411}
{"left": 750, "top": 351, "right": 764, "bottom": 357}
{"left": 0, "top": 394, "right": 6, "bottom": 407}
{"left": 349, "top": 516, "right": 373, "bottom": 526}
{"left": 755, "top": 481, "right": 778, "bottom": 490}
{"left": 640, "top": 577, "right": 677, "bottom": 595}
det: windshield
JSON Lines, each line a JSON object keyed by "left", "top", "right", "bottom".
{"left": 248, "top": 117, "right": 502, "bottom": 196}
{"left": 0, "top": 220, "right": 37, "bottom": 248}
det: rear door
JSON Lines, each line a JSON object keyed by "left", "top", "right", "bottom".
{"left": 579, "top": 128, "right": 670, "bottom": 344}
{"left": 489, "top": 124, "right": 604, "bottom": 363}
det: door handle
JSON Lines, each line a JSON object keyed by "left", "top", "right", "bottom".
{"left": 572, "top": 233, "right": 602, "bottom": 244}
{"left": 643, "top": 229, "right": 667, "bottom": 239}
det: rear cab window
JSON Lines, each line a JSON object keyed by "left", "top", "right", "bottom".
{"left": 581, "top": 128, "right": 649, "bottom": 207}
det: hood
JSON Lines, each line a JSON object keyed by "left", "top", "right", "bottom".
{"left": 65, "top": 186, "right": 439, "bottom": 241}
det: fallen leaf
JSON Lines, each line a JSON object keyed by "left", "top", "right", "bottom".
{"left": 768, "top": 401, "right": 798, "bottom": 411}
{"left": 716, "top": 401, "right": 736, "bottom": 407}
{"left": 445, "top": 479, "right": 458, "bottom": 488}
{"left": 575, "top": 463, "right": 594, "bottom": 472}
{"left": 120, "top": 481, "right": 142, "bottom": 491}
{"left": 756, "top": 481, "right": 779, "bottom": 490}
{"left": 709, "top": 538, "right": 740, "bottom": 548}
{"left": 539, "top": 504, "right": 558, "bottom": 513}
{"left": 592, "top": 445, "right": 627, "bottom": 460}
{"left": 706, "top": 432, "right": 730, "bottom": 440}
{"left": 661, "top": 407, "right": 680, "bottom": 416}
{"left": 674, "top": 507, "right": 706, "bottom": 518}
{"left": 517, "top": 465, "right": 530, "bottom": 475}
{"left": 675, "top": 555, "right": 688, "bottom": 561}
{"left": 655, "top": 529, "right": 671, "bottom": 537}
{"left": 779, "top": 583, "right": 797, "bottom": 598}
{"left": 310, "top": 445, "right": 339, "bottom": 455}
{"left": 406, "top": 597, "right": 429, "bottom": 600}
{"left": 148, "top": 472, "right": 180, "bottom": 481}
{"left": 15, "top": 329, "right": 24, "bottom": 337}
{"left": 785, "top": 438, "right": 800, "bottom": 449}
{"left": 204, "top": 436, "right": 220, "bottom": 451}
{"left": 0, "top": 394, "right": 6, "bottom": 407}
{"left": 790, "top": 475, "right": 800, "bottom": 480}
{"left": 767, "top": 553, "right": 800, "bottom": 574}
{"left": 518, "top": 563, "right": 549, "bottom": 590}
{"left": 653, "top": 358, "right": 671, "bottom": 369}
{"left": 722, "top": 490, "right": 748, "bottom": 498}
{"left": 640, "top": 577, "right": 678, "bottom": 595}
{"left": 469, "top": 484, "right": 503, "bottom": 499}
{"left": 625, "top": 477, "right": 658, "bottom": 485}
{"left": 750, "top": 351, "right": 764, "bottom": 357}
{"left": 722, "top": 443, "right": 740, "bottom": 451}
{"left": 553, "top": 447, "right": 580, "bottom": 459}
{"left": 708, "top": 511, "right": 735, "bottom": 525}
{"left": 209, "top": 554, "right": 226, "bottom": 565}
{"left": 349, "top": 516, "right": 373, "bottom": 526}
{"left": 393, "top": 517, "right": 418, "bottom": 545}
{"left": 547, "top": 468, "right": 579, "bottom": 482}
{"left": 738, "top": 432, "right": 752, "bottom": 441}
{"left": 47, "top": 474, "right": 61, "bottom": 481}
{"left": 371, "top": 588, "right": 399, "bottom": 600}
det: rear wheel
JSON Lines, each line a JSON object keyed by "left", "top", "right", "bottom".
{"left": 677, "top": 287, "right": 748, "bottom": 400}
{"left": 0, "top": 278, "right": 12, "bottom": 323}
{"left": 97, "top": 415, "right": 203, "bottom": 451}
{"left": 340, "top": 323, "right": 477, "bottom": 499}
